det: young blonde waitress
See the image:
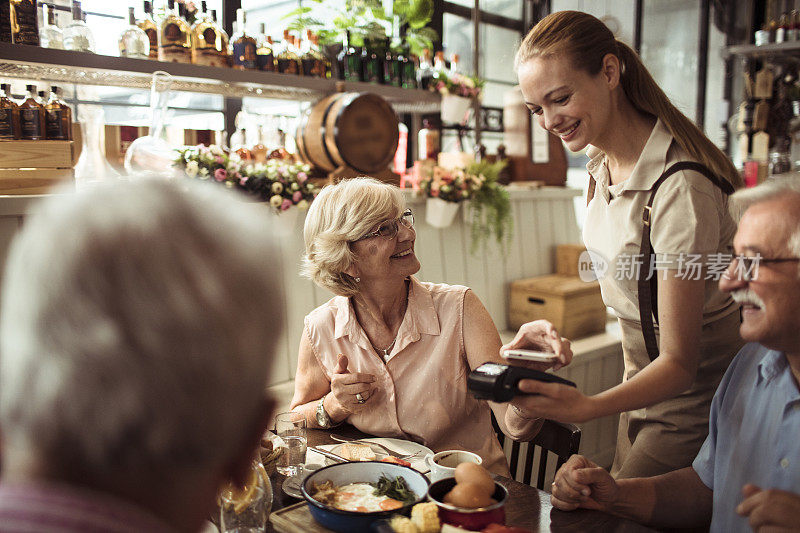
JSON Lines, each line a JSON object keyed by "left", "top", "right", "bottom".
{"left": 505, "top": 11, "right": 744, "bottom": 479}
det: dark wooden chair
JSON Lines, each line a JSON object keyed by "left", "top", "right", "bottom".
{"left": 491, "top": 413, "right": 581, "bottom": 490}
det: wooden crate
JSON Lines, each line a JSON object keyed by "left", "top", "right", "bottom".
{"left": 556, "top": 243, "right": 588, "bottom": 277}
{"left": 0, "top": 138, "right": 77, "bottom": 195}
{"left": 509, "top": 274, "right": 606, "bottom": 339}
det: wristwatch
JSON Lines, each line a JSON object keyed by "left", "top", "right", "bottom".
{"left": 316, "top": 393, "right": 334, "bottom": 429}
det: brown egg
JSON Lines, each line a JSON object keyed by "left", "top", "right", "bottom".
{"left": 443, "top": 482, "right": 496, "bottom": 509}
{"left": 454, "top": 462, "right": 495, "bottom": 496}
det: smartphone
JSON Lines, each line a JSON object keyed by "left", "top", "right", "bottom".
{"left": 502, "top": 349, "right": 558, "bottom": 363}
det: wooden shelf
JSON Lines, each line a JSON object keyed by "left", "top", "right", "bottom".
{"left": 725, "top": 40, "right": 800, "bottom": 59}
{"left": 0, "top": 42, "right": 440, "bottom": 113}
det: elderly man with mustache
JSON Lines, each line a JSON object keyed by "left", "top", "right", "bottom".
{"left": 544, "top": 178, "right": 800, "bottom": 533}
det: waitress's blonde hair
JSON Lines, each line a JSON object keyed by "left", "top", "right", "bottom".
{"left": 515, "top": 10, "right": 742, "bottom": 189}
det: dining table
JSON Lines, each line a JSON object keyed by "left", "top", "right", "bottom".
{"left": 264, "top": 425, "right": 657, "bottom": 533}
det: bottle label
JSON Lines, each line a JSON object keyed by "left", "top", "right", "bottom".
{"left": 232, "top": 41, "right": 257, "bottom": 69}
{"left": 364, "top": 58, "right": 382, "bottom": 83}
{"left": 160, "top": 43, "right": 191, "bottom": 63}
{"left": 257, "top": 51, "right": 275, "bottom": 71}
{"left": 20, "top": 108, "right": 42, "bottom": 139}
{"left": 277, "top": 58, "right": 300, "bottom": 75}
{"left": 194, "top": 49, "right": 227, "bottom": 67}
{"left": 11, "top": 0, "right": 39, "bottom": 45}
{"left": 0, "top": 108, "right": 14, "bottom": 139}
{"left": 45, "top": 109, "right": 68, "bottom": 140}
{"left": 344, "top": 55, "right": 361, "bottom": 81}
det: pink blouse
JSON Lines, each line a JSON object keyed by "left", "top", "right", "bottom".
{"left": 303, "top": 277, "right": 510, "bottom": 476}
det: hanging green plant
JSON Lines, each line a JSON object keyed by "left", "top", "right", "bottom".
{"left": 464, "top": 160, "right": 513, "bottom": 253}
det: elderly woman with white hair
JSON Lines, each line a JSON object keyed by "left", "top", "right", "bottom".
{"left": 290, "top": 177, "right": 573, "bottom": 475}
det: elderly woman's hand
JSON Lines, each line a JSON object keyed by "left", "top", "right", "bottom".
{"left": 500, "top": 320, "right": 573, "bottom": 371}
{"left": 328, "top": 354, "right": 377, "bottom": 419}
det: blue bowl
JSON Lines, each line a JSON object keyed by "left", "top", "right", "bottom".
{"left": 301, "top": 461, "right": 430, "bottom": 533}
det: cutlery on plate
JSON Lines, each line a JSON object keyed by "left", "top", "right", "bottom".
{"left": 329, "top": 434, "right": 421, "bottom": 460}
{"left": 309, "top": 446, "right": 348, "bottom": 463}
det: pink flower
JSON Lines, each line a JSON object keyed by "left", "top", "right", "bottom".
{"left": 238, "top": 174, "right": 248, "bottom": 186}
{"left": 215, "top": 156, "right": 224, "bottom": 165}
{"left": 280, "top": 199, "right": 292, "bottom": 211}
{"left": 292, "top": 191, "right": 303, "bottom": 203}
{"left": 214, "top": 168, "right": 227, "bottom": 182}
{"left": 297, "top": 171, "right": 308, "bottom": 183}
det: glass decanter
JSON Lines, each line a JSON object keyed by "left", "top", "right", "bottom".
{"left": 124, "top": 71, "right": 178, "bottom": 179}
{"left": 74, "top": 105, "right": 121, "bottom": 189}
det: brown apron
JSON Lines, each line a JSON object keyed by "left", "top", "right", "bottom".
{"left": 609, "top": 311, "right": 743, "bottom": 479}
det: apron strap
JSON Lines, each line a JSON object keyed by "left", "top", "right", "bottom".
{"left": 638, "top": 161, "right": 734, "bottom": 362}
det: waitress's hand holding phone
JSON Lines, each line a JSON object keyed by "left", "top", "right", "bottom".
{"left": 500, "top": 319, "right": 573, "bottom": 371}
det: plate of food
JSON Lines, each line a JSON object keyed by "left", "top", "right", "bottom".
{"left": 307, "top": 438, "right": 434, "bottom": 474}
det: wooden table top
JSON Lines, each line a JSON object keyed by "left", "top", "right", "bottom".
{"left": 266, "top": 426, "right": 656, "bottom": 533}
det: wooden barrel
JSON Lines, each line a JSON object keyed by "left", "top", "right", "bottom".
{"left": 296, "top": 92, "right": 399, "bottom": 174}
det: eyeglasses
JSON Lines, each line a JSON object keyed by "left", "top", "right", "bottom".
{"left": 728, "top": 255, "right": 800, "bottom": 282}
{"left": 354, "top": 210, "right": 414, "bottom": 241}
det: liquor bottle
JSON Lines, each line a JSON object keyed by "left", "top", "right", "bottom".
{"left": 449, "top": 53, "right": 461, "bottom": 76}
{"left": 777, "top": 5, "right": 789, "bottom": 43}
{"left": 158, "top": 0, "right": 191, "bottom": 63}
{"left": 383, "top": 37, "right": 402, "bottom": 87}
{"left": 791, "top": 5, "right": 800, "bottom": 41}
{"left": 63, "top": 0, "right": 95, "bottom": 52}
{"left": 311, "top": 33, "right": 331, "bottom": 78}
{"left": 120, "top": 7, "right": 150, "bottom": 59}
{"left": 418, "top": 118, "right": 440, "bottom": 160}
{"left": 276, "top": 29, "right": 300, "bottom": 75}
{"left": 251, "top": 124, "right": 267, "bottom": 163}
{"left": 230, "top": 9, "right": 257, "bottom": 70}
{"left": 400, "top": 46, "right": 417, "bottom": 89}
{"left": 767, "top": 0, "right": 779, "bottom": 42}
{"left": 299, "top": 30, "right": 324, "bottom": 77}
{"left": 337, "top": 30, "right": 362, "bottom": 81}
{"left": 209, "top": 9, "right": 230, "bottom": 65}
{"left": 361, "top": 37, "right": 383, "bottom": 83}
{"left": 417, "top": 48, "right": 434, "bottom": 90}
{"left": 230, "top": 111, "right": 251, "bottom": 160}
{"left": 255, "top": 23, "right": 274, "bottom": 71}
{"left": 138, "top": 1, "right": 158, "bottom": 59}
{"left": 19, "top": 84, "right": 45, "bottom": 140}
{"left": 45, "top": 86, "right": 71, "bottom": 140}
{"left": 39, "top": 3, "right": 63, "bottom": 49}
{"left": 192, "top": 0, "right": 227, "bottom": 67}
{"left": 2, "top": 0, "right": 38, "bottom": 45}
{"left": 37, "top": 89, "right": 47, "bottom": 105}
{"left": 0, "top": 83, "right": 20, "bottom": 140}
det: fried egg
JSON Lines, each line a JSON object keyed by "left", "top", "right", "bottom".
{"left": 332, "top": 483, "right": 402, "bottom": 513}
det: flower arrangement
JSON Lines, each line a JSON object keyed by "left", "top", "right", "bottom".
{"left": 418, "top": 159, "right": 511, "bottom": 251}
{"left": 433, "top": 72, "right": 484, "bottom": 100}
{"left": 174, "top": 145, "right": 318, "bottom": 212}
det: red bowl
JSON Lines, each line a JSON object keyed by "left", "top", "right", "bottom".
{"left": 426, "top": 478, "right": 507, "bottom": 531}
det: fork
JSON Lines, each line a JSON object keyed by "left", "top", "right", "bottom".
{"left": 329, "top": 434, "right": 422, "bottom": 460}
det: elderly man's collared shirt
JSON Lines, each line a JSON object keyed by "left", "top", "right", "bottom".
{"left": 304, "top": 276, "right": 510, "bottom": 476}
{"left": 584, "top": 118, "right": 738, "bottom": 324}
{"left": 693, "top": 343, "right": 800, "bottom": 533}
{"left": 0, "top": 481, "right": 177, "bottom": 532}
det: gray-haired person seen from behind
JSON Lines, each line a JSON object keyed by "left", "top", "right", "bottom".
{"left": 0, "top": 179, "right": 283, "bottom": 532}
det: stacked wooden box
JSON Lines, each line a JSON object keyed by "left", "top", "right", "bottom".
{"left": 508, "top": 244, "right": 607, "bottom": 339}
{"left": 0, "top": 137, "right": 77, "bottom": 195}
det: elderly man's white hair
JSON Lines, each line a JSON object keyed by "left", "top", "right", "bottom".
{"left": 0, "top": 178, "right": 282, "bottom": 482}
{"left": 730, "top": 177, "right": 800, "bottom": 276}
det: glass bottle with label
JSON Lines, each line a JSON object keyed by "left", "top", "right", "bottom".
{"left": 400, "top": 46, "right": 417, "bottom": 89}
{"left": 337, "top": 30, "right": 361, "bottom": 81}
{"left": 311, "top": 33, "right": 331, "bottom": 78}
{"left": 63, "top": 0, "right": 95, "bottom": 53}
{"left": 3, "top": 0, "right": 39, "bottom": 45}
{"left": 361, "top": 38, "right": 383, "bottom": 84}
{"left": 255, "top": 23, "right": 274, "bottom": 72}
{"left": 45, "top": 86, "right": 72, "bottom": 141}
{"left": 39, "top": 3, "right": 63, "bottom": 49}
{"left": 230, "top": 9, "right": 257, "bottom": 70}
{"left": 383, "top": 37, "right": 401, "bottom": 87}
{"left": 0, "top": 83, "right": 20, "bottom": 140}
{"left": 158, "top": 0, "right": 191, "bottom": 63}
{"left": 192, "top": 0, "right": 227, "bottom": 67}
{"left": 138, "top": 1, "right": 158, "bottom": 59}
{"left": 418, "top": 118, "right": 440, "bottom": 160}
{"left": 120, "top": 7, "right": 150, "bottom": 59}
{"left": 209, "top": 9, "right": 229, "bottom": 66}
{"left": 417, "top": 49, "right": 434, "bottom": 90}
{"left": 276, "top": 29, "right": 301, "bottom": 75}
{"left": 19, "top": 84, "right": 45, "bottom": 141}
{"left": 124, "top": 71, "right": 175, "bottom": 179}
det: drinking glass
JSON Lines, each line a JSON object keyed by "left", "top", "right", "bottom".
{"left": 219, "top": 483, "right": 268, "bottom": 533}
{"left": 275, "top": 411, "right": 307, "bottom": 477}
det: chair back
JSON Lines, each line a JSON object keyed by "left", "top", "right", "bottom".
{"left": 491, "top": 414, "right": 581, "bottom": 490}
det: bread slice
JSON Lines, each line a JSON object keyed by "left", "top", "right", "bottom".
{"left": 340, "top": 442, "right": 377, "bottom": 461}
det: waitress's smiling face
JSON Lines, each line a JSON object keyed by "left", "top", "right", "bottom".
{"left": 517, "top": 53, "right": 617, "bottom": 153}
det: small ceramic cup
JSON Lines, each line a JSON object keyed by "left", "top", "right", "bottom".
{"left": 424, "top": 450, "right": 483, "bottom": 482}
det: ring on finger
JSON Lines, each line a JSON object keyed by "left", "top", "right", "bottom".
{"left": 355, "top": 392, "right": 366, "bottom": 404}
